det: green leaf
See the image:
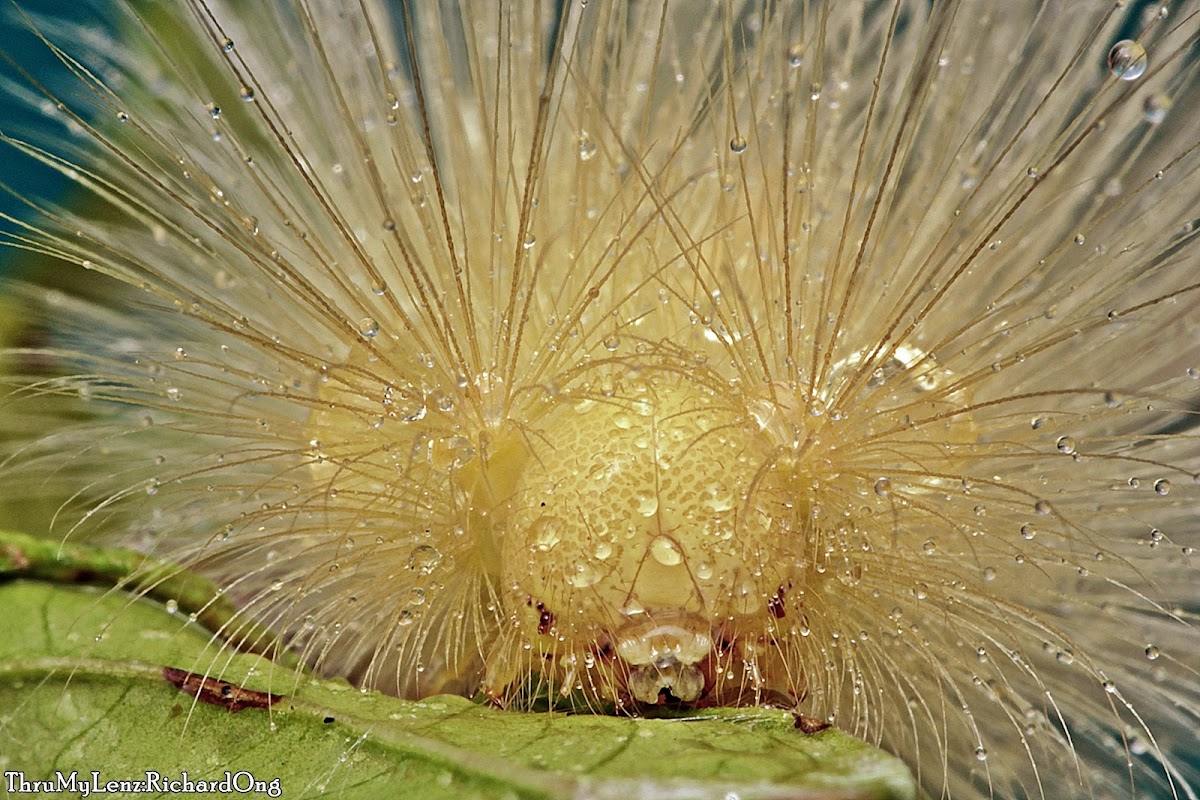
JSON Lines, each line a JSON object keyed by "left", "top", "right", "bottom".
{"left": 0, "top": 532, "right": 916, "bottom": 800}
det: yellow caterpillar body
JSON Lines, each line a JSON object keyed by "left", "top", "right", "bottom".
{"left": 1, "top": 1, "right": 1198, "bottom": 798}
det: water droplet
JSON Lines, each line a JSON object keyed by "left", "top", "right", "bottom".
{"left": 1056, "top": 436, "right": 1076, "bottom": 454}
{"left": 407, "top": 545, "right": 442, "bottom": 574}
{"left": 786, "top": 44, "right": 804, "bottom": 67}
{"left": 568, "top": 563, "right": 601, "bottom": 588}
{"left": 602, "top": 333, "right": 620, "bottom": 351}
{"left": 532, "top": 517, "right": 563, "bottom": 552}
{"left": 1154, "top": 479, "right": 1171, "bottom": 496}
{"left": 650, "top": 535, "right": 684, "bottom": 566}
{"left": 1073, "top": 233, "right": 1086, "bottom": 246}
{"left": 577, "top": 131, "right": 596, "bottom": 161}
{"left": 359, "top": 317, "right": 379, "bottom": 338}
{"left": 1020, "top": 523, "right": 1037, "bottom": 540}
{"left": 593, "top": 541, "right": 612, "bottom": 560}
{"left": 1144, "top": 644, "right": 1160, "bottom": 660}
{"left": 635, "top": 492, "right": 659, "bottom": 516}
{"left": 1143, "top": 93, "right": 1172, "bottom": 124}
{"left": 207, "top": 103, "right": 221, "bottom": 119}
{"left": 1107, "top": 40, "right": 1147, "bottom": 81}
{"left": 873, "top": 477, "right": 892, "bottom": 497}
{"left": 220, "top": 37, "right": 235, "bottom": 52}
{"left": 974, "top": 747, "right": 988, "bottom": 761}
{"left": 522, "top": 234, "right": 536, "bottom": 250}
{"left": 239, "top": 85, "right": 256, "bottom": 102}
{"left": 164, "top": 599, "right": 178, "bottom": 614}
{"left": 729, "top": 135, "right": 748, "bottom": 154}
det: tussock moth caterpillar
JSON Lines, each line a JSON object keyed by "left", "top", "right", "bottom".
{"left": 1, "top": 1, "right": 1199, "bottom": 798}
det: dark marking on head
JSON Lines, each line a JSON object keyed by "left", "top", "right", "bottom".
{"left": 536, "top": 600, "right": 555, "bottom": 634}
{"left": 768, "top": 585, "right": 787, "bottom": 618}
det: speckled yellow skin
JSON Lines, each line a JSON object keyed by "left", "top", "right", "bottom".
{"left": 487, "top": 375, "right": 808, "bottom": 704}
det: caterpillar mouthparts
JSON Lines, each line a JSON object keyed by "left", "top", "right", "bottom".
{"left": 2, "top": 0, "right": 1199, "bottom": 798}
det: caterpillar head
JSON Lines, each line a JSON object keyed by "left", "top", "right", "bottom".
{"left": 478, "top": 369, "right": 805, "bottom": 706}
{"left": 469, "top": 341, "right": 978, "bottom": 708}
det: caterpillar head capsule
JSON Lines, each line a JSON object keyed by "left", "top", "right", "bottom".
{"left": 482, "top": 372, "right": 808, "bottom": 706}
{"left": 466, "top": 343, "right": 976, "bottom": 707}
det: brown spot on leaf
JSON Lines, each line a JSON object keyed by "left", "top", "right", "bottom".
{"left": 162, "top": 667, "right": 282, "bottom": 712}
{"left": 1, "top": 544, "right": 31, "bottom": 571}
{"left": 793, "top": 714, "right": 831, "bottom": 734}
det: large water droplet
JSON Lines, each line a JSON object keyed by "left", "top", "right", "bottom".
{"left": 1107, "top": 40, "right": 1147, "bottom": 81}
{"left": 407, "top": 545, "right": 442, "bottom": 574}
{"left": 532, "top": 517, "right": 564, "bottom": 552}
{"left": 650, "top": 535, "right": 684, "bottom": 566}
